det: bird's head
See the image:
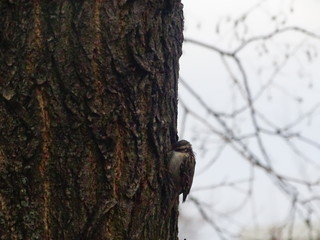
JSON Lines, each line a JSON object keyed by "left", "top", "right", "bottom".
{"left": 172, "top": 140, "right": 192, "bottom": 153}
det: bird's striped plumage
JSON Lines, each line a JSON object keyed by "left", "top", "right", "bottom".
{"left": 168, "top": 140, "right": 195, "bottom": 202}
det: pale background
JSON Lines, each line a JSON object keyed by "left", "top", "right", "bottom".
{"left": 178, "top": 0, "right": 320, "bottom": 239}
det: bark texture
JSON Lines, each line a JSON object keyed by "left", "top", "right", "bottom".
{"left": 0, "top": 1, "right": 183, "bottom": 239}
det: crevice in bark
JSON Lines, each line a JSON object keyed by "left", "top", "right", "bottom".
{"left": 0, "top": 0, "right": 183, "bottom": 239}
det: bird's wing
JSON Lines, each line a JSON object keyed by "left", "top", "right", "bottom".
{"left": 181, "top": 155, "right": 195, "bottom": 202}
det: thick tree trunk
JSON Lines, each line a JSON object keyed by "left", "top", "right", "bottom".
{"left": 0, "top": 1, "right": 183, "bottom": 239}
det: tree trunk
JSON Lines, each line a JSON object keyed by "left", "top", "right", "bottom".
{"left": 0, "top": 1, "right": 183, "bottom": 239}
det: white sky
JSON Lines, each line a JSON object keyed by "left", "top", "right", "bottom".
{"left": 178, "top": 0, "right": 320, "bottom": 239}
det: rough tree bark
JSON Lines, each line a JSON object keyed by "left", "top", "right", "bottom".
{"left": 0, "top": 1, "right": 183, "bottom": 239}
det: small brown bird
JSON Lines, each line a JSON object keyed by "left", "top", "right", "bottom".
{"left": 168, "top": 140, "right": 196, "bottom": 202}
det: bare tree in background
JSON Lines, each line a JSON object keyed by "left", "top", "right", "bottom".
{"left": 179, "top": 1, "right": 320, "bottom": 239}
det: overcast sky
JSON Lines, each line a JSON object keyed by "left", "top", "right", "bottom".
{"left": 178, "top": 0, "right": 320, "bottom": 239}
